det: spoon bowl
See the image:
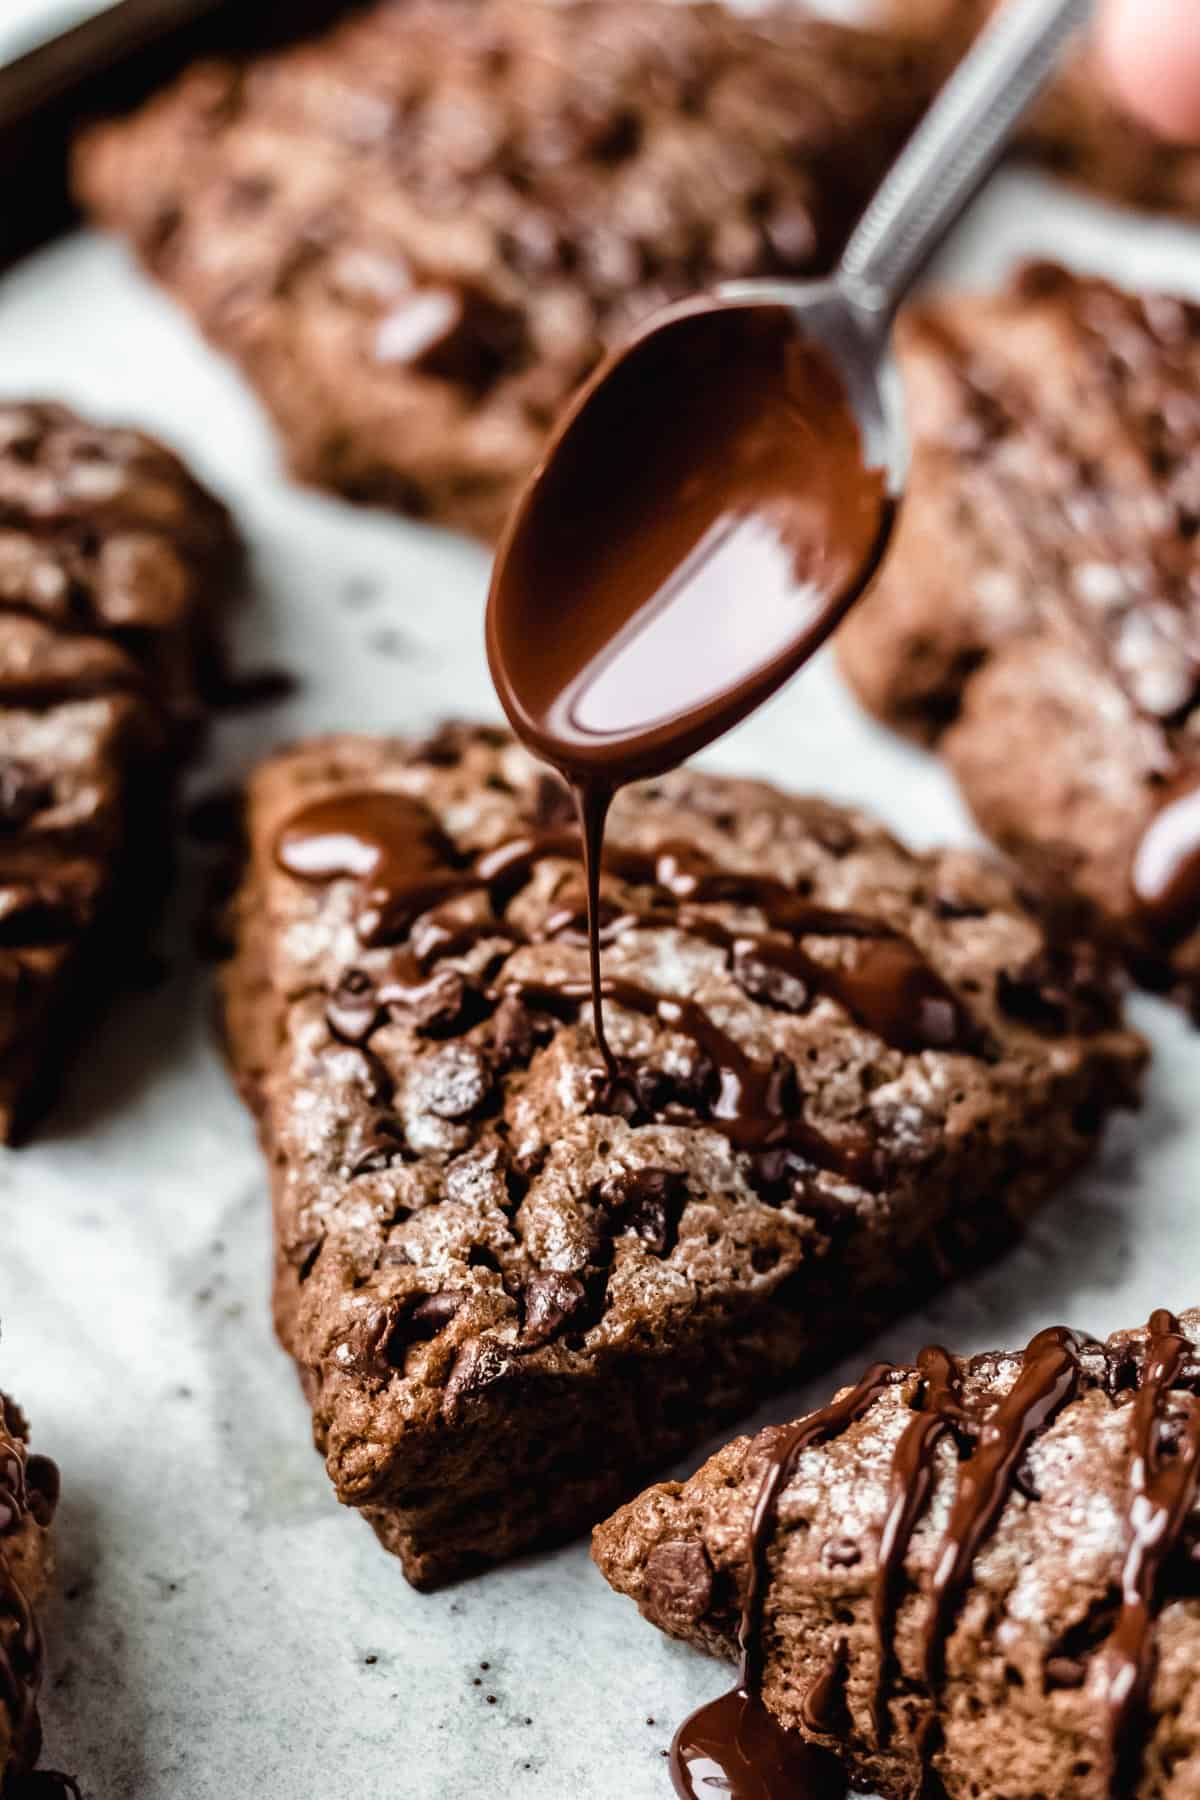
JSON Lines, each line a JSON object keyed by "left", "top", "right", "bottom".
{"left": 486, "top": 287, "right": 899, "bottom": 786}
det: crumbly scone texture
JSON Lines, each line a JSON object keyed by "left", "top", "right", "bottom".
{"left": 220, "top": 722, "right": 1144, "bottom": 1588}
{"left": 73, "top": 0, "right": 935, "bottom": 540}
{"left": 594, "top": 1309, "right": 1200, "bottom": 1800}
{"left": 0, "top": 400, "right": 239, "bottom": 1140}
{"left": 0, "top": 1393, "right": 57, "bottom": 1784}
{"left": 837, "top": 262, "right": 1200, "bottom": 1010}
{"left": 872, "top": 0, "right": 1200, "bottom": 216}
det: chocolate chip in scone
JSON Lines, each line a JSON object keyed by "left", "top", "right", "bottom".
{"left": 443, "top": 1334, "right": 509, "bottom": 1408}
{"left": 335, "top": 1291, "right": 466, "bottom": 1378}
{"left": 599, "top": 1167, "right": 687, "bottom": 1257}
{"left": 521, "top": 1271, "right": 586, "bottom": 1345}
{"left": 0, "top": 758, "right": 53, "bottom": 832}
{"left": 492, "top": 993, "right": 538, "bottom": 1070}
{"left": 411, "top": 722, "right": 466, "bottom": 767}
{"left": 407, "top": 1291, "right": 467, "bottom": 1339}
{"left": 379, "top": 963, "right": 481, "bottom": 1036}
{"left": 375, "top": 282, "right": 526, "bottom": 392}
{"left": 644, "top": 1539, "right": 714, "bottom": 1628}
{"left": 346, "top": 1111, "right": 408, "bottom": 1176}
{"left": 997, "top": 944, "right": 1120, "bottom": 1036}
{"left": 327, "top": 968, "right": 380, "bottom": 1044}
{"left": 732, "top": 942, "right": 810, "bottom": 1013}
{"left": 1044, "top": 1655, "right": 1087, "bottom": 1691}
{"left": 0, "top": 879, "right": 79, "bottom": 945}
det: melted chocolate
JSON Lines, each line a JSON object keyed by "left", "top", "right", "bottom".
{"left": 1093, "top": 1309, "right": 1200, "bottom": 1797}
{"left": 508, "top": 973, "right": 871, "bottom": 1181}
{"left": 488, "top": 303, "right": 890, "bottom": 784}
{"left": 0, "top": 1403, "right": 59, "bottom": 1784}
{"left": 274, "top": 791, "right": 976, "bottom": 1141}
{"left": 274, "top": 790, "right": 468, "bottom": 946}
{"left": 870, "top": 1344, "right": 968, "bottom": 1742}
{"left": 670, "top": 1365, "right": 897, "bottom": 1800}
{"left": 919, "top": 1326, "right": 1082, "bottom": 1684}
{"left": 670, "top": 1311, "right": 1200, "bottom": 1798}
{"left": 486, "top": 297, "right": 893, "bottom": 1091}
{"left": 1130, "top": 771, "right": 1200, "bottom": 942}
{"left": 670, "top": 1687, "right": 847, "bottom": 1800}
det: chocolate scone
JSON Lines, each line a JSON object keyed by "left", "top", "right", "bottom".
{"left": 0, "top": 401, "right": 239, "bottom": 1140}
{"left": 73, "top": 0, "right": 935, "bottom": 540}
{"left": 0, "top": 1394, "right": 60, "bottom": 1789}
{"left": 837, "top": 262, "right": 1200, "bottom": 1014}
{"left": 595, "top": 1307, "right": 1200, "bottom": 1800}
{"left": 874, "top": 0, "right": 1200, "bottom": 216}
{"left": 220, "top": 723, "right": 1144, "bottom": 1588}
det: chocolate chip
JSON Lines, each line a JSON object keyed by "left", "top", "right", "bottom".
{"left": 412, "top": 722, "right": 465, "bottom": 766}
{"left": 327, "top": 968, "right": 380, "bottom": 1044}
{"left": 599, "top": 1167, "right": 686, "bottom": 1257}
{"left": 0, "top": 759, "right": 52, "bottom": 833}
{"left": 379, "top": 965, "right": 477, "bottom": 1036}
{"left": 375, "top": 283, "right": 525, "bottom": 391}
{"left": 644, "top": 1540, "right": 713, "bottom": 1628}
{"left": 407, "top": 1291, "right": 466, "bottom": 1339}
{"left": 335, "top": 1290, "right": 465, "bottom": 1378}
{"left": 997, "top": 944, "right": 1119, "bottom": 1036}
{"left": 1044, "top": 1656, "right": 1086, "bottom": 1691}
{"left": 732, "top": 943, "right": 809, "bottom": 1013}
{"left": 347, "top": 1112, "right": 407, "bottom": 1176}
{"left": 522, "top": 1271, "right": 586, "bottom": 1345}
{"left": 331, "top": 1304, "right": 399, "bottom": 1378}
{"left": 421, "top": 1042, "right": 494, "bottom": 1120}
{"left": 443, "top": 1335, "right": 507, "bottom": 1407}
{"left": 492, "top": 994, "right": 537, "bottom": 1070}
{"left": 822, "top": 1537, "right": 861, "bottom": 1568}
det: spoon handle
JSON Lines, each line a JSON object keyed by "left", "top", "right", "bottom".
{"left": 838, "top": 0, "right": 1093, "bottom": 325}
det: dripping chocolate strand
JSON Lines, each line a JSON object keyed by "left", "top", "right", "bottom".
{"left": 921, "top": 1327, "right": 1082, "bottom": 1685}
{"left": 669, "top": 1366, "right": 897, "bottom": 1800}
{"left": 871, "top": 1345, "right": 970, "bottom": 1744}
{"left": 1092, "top": 1309, "right": 1200, "bottom": 1799}
{"left": 741, "top": 1366, "right": 899, "bottom": 1699}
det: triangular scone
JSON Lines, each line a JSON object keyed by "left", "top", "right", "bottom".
{"left": 594, "top": 1310, "right": 1200, "bottom": 1800}
{"left": 222, "top": 723, "right": 1144, "bottom": 1587}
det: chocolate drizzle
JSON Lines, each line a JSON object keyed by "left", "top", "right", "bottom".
{"left": 671, "top": 1311, "right": 1200, "bottom": 1800}
{"left": 670, "top": 1364, "right": 897, "bottom": 1800}
{"left": 1092, "top": 1309, "right": 1200, "bottom": 1796}
{"left": 0, "top": 1401, "right": 59, "bottom": 1786}
{"left": 275, "top": 785, "right": 976, "bottom": 1186}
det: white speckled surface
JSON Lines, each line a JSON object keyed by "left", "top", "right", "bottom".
{"left": 2, "top": 10, "right": 1200, "bottom": 1798}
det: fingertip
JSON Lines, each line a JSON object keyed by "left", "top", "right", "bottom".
{"left": 1097, "top": 0, "right": 1200, "bottom": 143}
